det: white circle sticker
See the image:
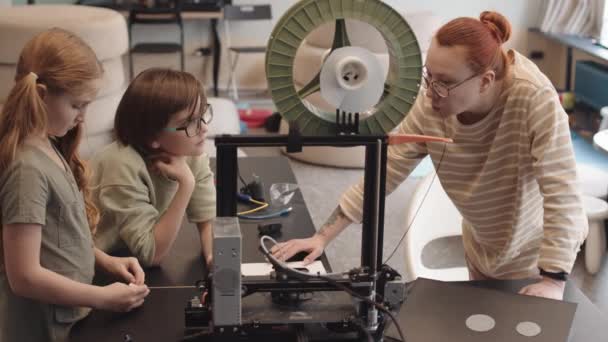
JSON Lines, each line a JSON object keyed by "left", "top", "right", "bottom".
{"left": 516, "top": 321, "right": 542, "bottom": 337}
{"left": 465, "top": 314, "right": 496, "bottom": 332}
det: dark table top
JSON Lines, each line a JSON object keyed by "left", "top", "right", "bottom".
{"left": 469, "top": 279, "right": 608, "bottom": 342}
{"left": 386, "top": 278, "right": 607, "bottom": 342}
{"left": 73, "top": 278, "right": 608, "bottom": 342}
{"left": 71, "top": 156, "right": 607, "bottom": 341}
{"left": 140, "top": 156, "right": 331, "bottom": 287}
{"left": 71, "top": 156, "right": 333, "bottom": 341}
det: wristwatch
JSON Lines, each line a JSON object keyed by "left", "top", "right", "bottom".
{"left": 539, "top": 268, "right": 568, "bottom": 281}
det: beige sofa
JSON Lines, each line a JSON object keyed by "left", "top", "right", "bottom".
{"left": 0, "top": 5, "right": 128, "bottom": 158}
{"left": 0, "top": 5, "right": 242, "bottom": 159}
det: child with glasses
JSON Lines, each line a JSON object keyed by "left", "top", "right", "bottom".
{"left": 0, "top": 29, "right": 149, "bottom": 342}
{"left": 90, "top": 68, "right": 216, "bottom": 267}
{"left": 272, "top": 11, "right": 588, "bottom": 301}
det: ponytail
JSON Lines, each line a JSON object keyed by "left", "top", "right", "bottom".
{"left": 0, "top": 72, "right": 48, "bottom": 172}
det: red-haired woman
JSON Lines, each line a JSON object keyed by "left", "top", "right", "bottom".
{"left": 0, "top": 29, "right": 149, "bottom": 341}
{"left": 272, "top": 11, "right": 588, "bottom": 300}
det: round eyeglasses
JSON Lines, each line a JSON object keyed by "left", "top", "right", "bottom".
{"left": 164, "top": 103, "right": 214, "bottom": 137}
{"left": 422, "top": 68, "right": 479, "bottom": 98}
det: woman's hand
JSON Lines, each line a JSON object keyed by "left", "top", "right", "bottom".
{"left": 270, "top": 234, "right": 328, "bottom": 265}
{"left": 519, "top": 277, "right": 565, "bottom": 300}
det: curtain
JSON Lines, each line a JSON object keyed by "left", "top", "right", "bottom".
{"left": 539, "top": 0, "right": 606, "bottom": 37}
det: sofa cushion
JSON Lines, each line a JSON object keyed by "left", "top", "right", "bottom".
{"left": 0, "top": 56, "right": 125, "bottom": 104}
{"left": 0, "top": 5, "right": 128, "bottom": 63}
{"left": 79, "top": 87, "right": 126, "bottom": 158}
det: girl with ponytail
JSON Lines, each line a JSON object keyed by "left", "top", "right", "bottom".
{"left": 0, "top": 28, "right": 149, "bottom": 342}
{"left": 273, "top": 11, "right": 587, "bottom": 301}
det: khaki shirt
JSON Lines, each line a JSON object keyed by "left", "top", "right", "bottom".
{"left": 0, "top": 145, "right": 95, "bottom": 342}
{"left": 91, "top": 142, "right": 216, "bottom": 267}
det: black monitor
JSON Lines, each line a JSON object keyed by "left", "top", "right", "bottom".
{"left": 180, "top": 0, "right": 229, "bottom": 12}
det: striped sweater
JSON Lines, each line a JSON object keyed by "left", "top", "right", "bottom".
{"left": 340, "top": 51, "right": 588, "bottom": 278}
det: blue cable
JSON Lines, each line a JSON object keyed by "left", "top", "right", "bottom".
{"left": 238, "top": 207, "right": 293, "bottom": 220}
{"left": 236, "top": 192, "right": 252, "bottom": 202}
{"left": 236, "top": 192, "right": 293, "bottom": 219}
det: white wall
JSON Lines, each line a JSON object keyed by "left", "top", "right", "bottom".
{"left": 228, "top": 0, "right": 545, "bottom": 91}
{"left": 386, "top": 0, "right": 608, "bottom": 92}
{"left": 383, "top": 0, "right": 543, "bottom": 52}
{"left": 130, "top": 0, "right": 544, "bottom": 93}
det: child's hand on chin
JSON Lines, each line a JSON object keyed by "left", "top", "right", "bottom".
{"left": 148, "top": 152, "right": 193, "bottom": 185}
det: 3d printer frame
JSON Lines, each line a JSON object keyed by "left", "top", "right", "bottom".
{"left": 184, "top": 132, "right": 404, "bottom": 341}
{"left": 217, "top": 133, "right": 388, "bottom": 273}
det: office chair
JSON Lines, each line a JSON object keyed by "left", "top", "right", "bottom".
{"left": 223, "top": 4, "right": 272, "bottom": 100}
{"left": 403, "top": 172, "right": 470, "bottom": 282}
{"left": 128, "top": 0, "right": 185, "bottom": 79}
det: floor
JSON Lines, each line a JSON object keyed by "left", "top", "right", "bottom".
{"left": 231, "top": 93, "right": 608, "bottom": 317}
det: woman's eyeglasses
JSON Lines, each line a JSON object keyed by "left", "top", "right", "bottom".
{"left": 422, "top": 68, "right": 479, "bottom": 98}
{"left": 164, "top": 103, "right": 214, "bottom": 137}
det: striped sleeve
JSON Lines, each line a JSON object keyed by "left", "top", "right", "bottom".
{"left": 339, "top": 95, "right": 429, "bottom": 223}
{"left": 526, "top": 86, "right": 588, "bottom": 273}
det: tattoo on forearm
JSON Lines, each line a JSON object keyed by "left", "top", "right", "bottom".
{"left": 319, "top": 206, "right": 346, "bottom": 235}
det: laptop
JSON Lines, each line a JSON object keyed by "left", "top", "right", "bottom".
{"left": 384, "top": 278, "right": 577, "bottom": 342}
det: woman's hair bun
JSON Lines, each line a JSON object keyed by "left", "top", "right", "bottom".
{"left": 480, "top": 11, "right": 511, "bottom": 44}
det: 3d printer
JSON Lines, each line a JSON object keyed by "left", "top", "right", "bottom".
{"left": 181, "top": 0, "right": 447, "bottom": 340}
